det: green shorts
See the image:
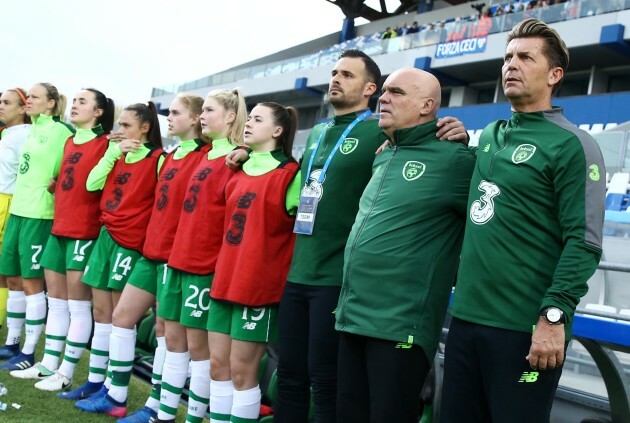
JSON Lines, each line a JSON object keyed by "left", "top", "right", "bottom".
{"left": 40, "top": 235, "right": 96, "bottom": 273}
{"left": 0, "top": 214, "right": 52, "bottom": 279}
{"left": 82, "top": 226, "right": 141, "bottom": 291}
{"left": 158, "top": 269, "right": 213, "bottom": 329}
{"left": 0, "top": 193, "right": 12, "bottom": 253}
{"left": 127, "top": 256, "right": 167, "bottom": 298}
{"left": 206, "top": 299, "right": 278, "bottom": 342}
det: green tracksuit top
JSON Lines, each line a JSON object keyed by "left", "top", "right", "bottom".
{"left": 335, "top": 120, "right": 476, "bottom": 360}
{"left": 287, "top": 110, "right": 384, "bottom": 286}
{"left": 11, "top": 114, "right": 75, "bottom": 219}
{"left": 451, "top": 108, "right": 606, "bottom": 339}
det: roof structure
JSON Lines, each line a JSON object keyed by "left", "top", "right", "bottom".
{"left": 325, "top": 0, "right": 468, "bottom": 21}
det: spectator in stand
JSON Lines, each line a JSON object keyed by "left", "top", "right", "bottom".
{"left": 407, "top": 21, "right": 420, "bottom": 34}
{"left": 397, "top": 22, "right": 409, "bottom": 36}
{"left": 421, "top": 23, "right": 440, "bottom": 45}
{"left": 381, "top": 27, "right": 397, "bottom": 39}
{"left": 472, "top": 8, "right": 493, "bottom": 37}
{"left": 438, "top": 21, "right": 448, "bottom": 43}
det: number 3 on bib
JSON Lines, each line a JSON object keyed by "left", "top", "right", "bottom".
{"left": 470, "top": 180, "right": 500, "bottom": 225}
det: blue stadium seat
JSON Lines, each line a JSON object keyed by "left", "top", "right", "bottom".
{"left": 606, "top": 193, "right": 630, "bottom": 211}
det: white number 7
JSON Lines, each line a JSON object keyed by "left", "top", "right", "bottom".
{"left": 31, "top": 245, "right": 43, "bottom": 264}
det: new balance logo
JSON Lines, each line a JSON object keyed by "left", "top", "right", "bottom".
{"left": 31, "top": 264, "right": 41, "bottom": 270}
{"left": 73, "top": 255, "right": 84, "bottom": 262}
{"left": 112, "top": 274, "right": 123, "bottom": 281}
{"left": 395, "top": 342, "right": 413, "bottom": 349}
{"left": 190, "top": 310, "right": 202, "bottom": 318}
{"left": 518, "top": 371, "right": 539, "bottom": 383}
{"left": 242, "top": 322, "right": 257, "bottom": 330}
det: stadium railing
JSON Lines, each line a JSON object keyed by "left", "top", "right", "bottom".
{"left": 151, "top": 0, "right": 630, "bottom": 97}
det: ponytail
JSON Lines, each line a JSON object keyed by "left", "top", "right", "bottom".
{"left": 259, "top": 102, "right": 298, "bottom": 160}
{"left": 206, "top": 88, "right": 247, "bottom": 146}
{"left": 54, "top": 94, "right": 67, "bottom": 118}
{"left": 37, "top": 82, "right": 66, "bottom": 118}
{"left": 124, "top": 101, "right": 162, "bottom": 148}
{"left": 84, "top": 88, "right": 115, "bottom": 133}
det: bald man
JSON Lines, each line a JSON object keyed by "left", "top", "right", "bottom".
{"left": 334, "top": 68, "right": 476, "bottom": 423}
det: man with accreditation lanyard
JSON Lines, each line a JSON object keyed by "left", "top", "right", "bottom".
{"left": 268, "top": 49, "right": 469, "bottom": 423}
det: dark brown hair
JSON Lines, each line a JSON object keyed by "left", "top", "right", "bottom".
{"left": 507, "top": 19, "right": 569, "bottom": 94}
{"left": 258, "top": 102, "right": 298, "bottom": 159}
{"left": 84, "top": 88, "right": 115, "bottom": 133}
{"left": 124, "top": 101, "right": 162, "bottom": 148}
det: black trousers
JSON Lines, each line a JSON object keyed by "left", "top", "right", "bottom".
{"left": 274, "top": 282, "right": 341, "bottom": 423}
{"left": 337, "top": 332, "right": 430, "bottom": 423}
{"left": 440, "top": 317, "right": 565, "bottom": 423}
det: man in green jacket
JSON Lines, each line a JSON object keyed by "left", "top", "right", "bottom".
{"left": 441, "top": 19, "right": 606, "bottom": 422}
{"left": 335, "top": 68, "right": 476, "bottom": 423}
{"left": 271, "top": 50, "right": 468, "bottom": 423}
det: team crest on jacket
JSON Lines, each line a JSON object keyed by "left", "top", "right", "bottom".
{"left": 340, "top": 138, "right": 358, "bottom": 155}
{"left": 512, "top": 144, "right": 536, "bottom": 164}
{"left": 402, "top": 161, "right": 426, "bottom": 181}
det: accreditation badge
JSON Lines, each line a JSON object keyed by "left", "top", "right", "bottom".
{"left": 293, "top": 188, "right": 320, "bottom": 235}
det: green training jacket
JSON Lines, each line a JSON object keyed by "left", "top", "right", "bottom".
{"left": 451, "top": 108, "right": 606, "bottom": 339}
{"left": 335, "top": 120, "right": 476, "bottom": 360}
{"left": 287, "top": 110, "right": 384, "bottom": 287}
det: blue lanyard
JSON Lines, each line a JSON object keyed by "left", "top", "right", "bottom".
{"left": 305, "top": 109, "right": 372, "bottom": 185}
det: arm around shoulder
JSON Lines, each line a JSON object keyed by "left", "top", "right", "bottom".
{"left": 86, "top": 141, "right": 123, "bottom": 191}
{"left": 449, "top": 146, "right": 476, "bottom": 215}
{"left": 286, "top": 169, "right": 302, "bottom": 214}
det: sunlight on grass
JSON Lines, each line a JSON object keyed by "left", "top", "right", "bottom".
{"left": 0, "top": 322, "right": 191, "bottom": 422}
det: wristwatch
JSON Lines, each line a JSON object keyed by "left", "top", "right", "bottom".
{"left": 540, "top": 307, "right": 565, "bottom": 325}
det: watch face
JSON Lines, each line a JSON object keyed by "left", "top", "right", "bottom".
{"left": 547, "top": 308, "right": 561, "bottom": 323}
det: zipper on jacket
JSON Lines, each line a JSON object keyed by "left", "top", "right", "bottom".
{"left": 338, "top": 145, "right": 397, "bottom": 328}
{"left": 488, "top": 118, "right": 517, "bottom": 176}
{"left": 315, "top": 124, "right": 333, "bottom": 164}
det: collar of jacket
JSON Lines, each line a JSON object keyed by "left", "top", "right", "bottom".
{"left": 509, "top": 106, "right": 563, "bottom": 125}
{"left": 331, "top": 108, "right": 371, "bottom": 125}
{"left": 389, "top": 118, "right": 439, "bottom": 147}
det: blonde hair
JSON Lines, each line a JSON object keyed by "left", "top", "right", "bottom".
{"left": 175, "top": 93, "right": 205, "bottom": 139}
{"left": 37, "top": 82, "right": 67, "bottom": 117}
{"left": 206, "top": 88, "right": 246, "bottom": 145}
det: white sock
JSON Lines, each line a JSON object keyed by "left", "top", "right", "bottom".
{"left": 158, "top": 350, "right": 190, "bottom": 420}
{"left": 186, "top": 359, "right": 210, "bottom": 422}
{"left": 231, "top": 385, "right": 261, "bottom": 422}
{"left": 107, "top": 326, "right": 135, "bottom": 403}
{"left": 5, "top": 290, "right": 26, "bottom": 346}
{"left": 22, "top": 292, "right": 47, "bottom": 355}
{"left": 58, "top": 300, "right": 93, "bottom": 378}
{"left": 88, "top": 322, "right": 111, "bottom": 383}
{"left": 40, "top": 297, "right": 69, "bottom": 371}
{"left": 145, "top": 336, "right": 166, "bottom": 412}
{"left": 210, "top": 379, "right": 233, "bottom": 423}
